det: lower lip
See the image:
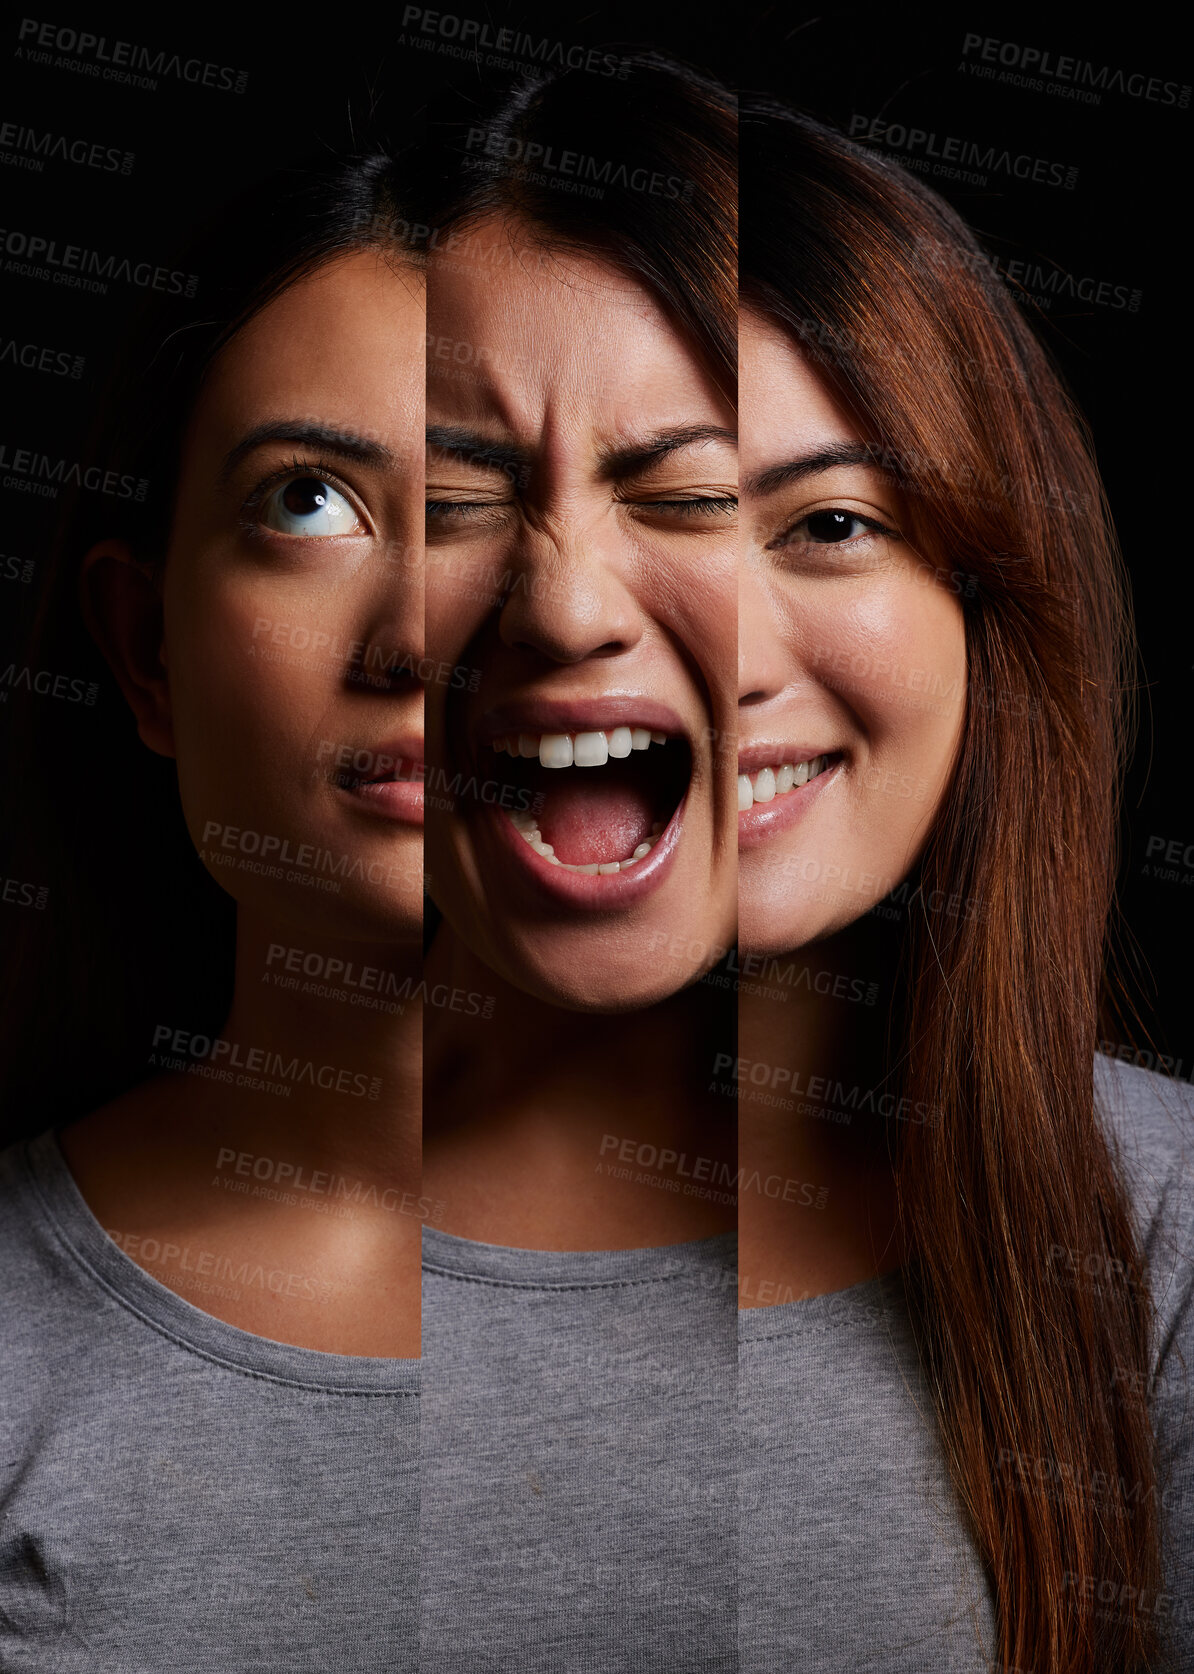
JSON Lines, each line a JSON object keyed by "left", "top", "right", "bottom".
{"left": 339, "top": 777, "right": 424, "bottom": 825}
{"left": 737, "top": 761, "right": 840, "bottom": 851}
{"left": 483, "top": 788, "right": 687, "bottom": 910}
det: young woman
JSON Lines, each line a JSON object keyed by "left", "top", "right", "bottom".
{"left": 418, "top": 60, "right": 739, "bottom": 1670}
{"left": 737, "top": 101, "right": 1193, "bottom": 1673}
{"left": 0, "top": 149, "right": 425, "bottom": 1668}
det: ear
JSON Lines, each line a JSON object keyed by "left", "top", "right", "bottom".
{"left": 80, "top": 541, "right": 176, "bottom": 759}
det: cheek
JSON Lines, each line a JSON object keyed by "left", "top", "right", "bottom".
{"left": 807, "top": 575, "right": 966, "bottom": 755}
{"left": 162, "top": 573, "right": 347, "bottom": 800}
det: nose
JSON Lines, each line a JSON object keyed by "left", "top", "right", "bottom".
{"left": 498, "top": 522, "right": 642, "bottom": 665}
{"left": 738, "top": 555, "right": 795, "bottom": 708}
{"left": 353, "top": 541, "right": 425, "bottom": 693}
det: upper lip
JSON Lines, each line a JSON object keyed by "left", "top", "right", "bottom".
{"left": 476, "top": 697, "right": 689, "bottom": 748}
{"left": 737, "top": 742, "right": 841, "bottom": 775}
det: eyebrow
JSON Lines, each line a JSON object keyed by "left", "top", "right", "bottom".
{"left": 425, "top": 425, "right": 533, "bottom": 482}
{"left": 424, "top": 422, "right": 738, "bottom": 486}
{"left": 597, "top": 424, "right": 738, "bottom": 481}
{"left": 220, "top": 421, "right": 394, "bottom": 483}
{"left": 744, "top": 442, "right": 880, "bottom": 497}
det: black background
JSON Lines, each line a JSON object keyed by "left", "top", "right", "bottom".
{"left": 1, "top": 7, "right": 1188, "bottom": 1064}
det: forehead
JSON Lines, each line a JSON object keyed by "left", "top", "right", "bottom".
{"left": 191, "top": 248, "right": 424, "bottom": 450}
{"left": 427, "top": 214, "right": 724, "bottom": 433}
{"left": 740, "top": 307, "right": 857, "bottom": 467}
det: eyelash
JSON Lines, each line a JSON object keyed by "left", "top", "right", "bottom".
{"left": 641, "top": 496, "right": 738, "bottom": 518}
{"left": 424, "top": 495, "right": 739, "bottom": 521}
{"left": 769, "top": 508, "right": 899, "bottom": 552}
{"left": 241, "top": 457, "right": 364, "bottom": 536}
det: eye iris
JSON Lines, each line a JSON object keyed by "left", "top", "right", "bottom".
{"left": 281, "top": 477, "right": 333, "bottom": 518}
{"left": 808, "top": 510, "right": 855, "bottom": 542}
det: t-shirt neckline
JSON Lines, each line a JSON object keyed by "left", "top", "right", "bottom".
{"left": 422, "top": 1222, "right": 738, "bottom": 1290}
{"left": 18, "top": 1129, "right": 420, "bottom": 1394}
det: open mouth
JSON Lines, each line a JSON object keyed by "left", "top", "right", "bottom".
{"left": 488, "top": 727, "right": 691, "bottom": 874}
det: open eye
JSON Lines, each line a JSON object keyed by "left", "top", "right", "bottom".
{"left": 259, "top": 475, "right": 366, "bottom": 538}
{"left": 797, "top": 510, "right": 885, "bottom": 544}
{"left": 769, "top": 506, "right": 899, "bottom": 557}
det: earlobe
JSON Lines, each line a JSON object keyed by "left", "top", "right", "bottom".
{"left": 80, "top": 540, "right": 176, "bottom": 759}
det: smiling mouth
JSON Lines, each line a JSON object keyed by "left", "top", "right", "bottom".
{"left": 487, "top": 726, "right": 691, "bottom": 873}
{"left": 738, "top": 753, "right": 839, "bottom": 811}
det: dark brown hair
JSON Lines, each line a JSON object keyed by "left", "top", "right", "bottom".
{"left": 418, "top": 50, "right": 736, "bottom": 403}
{"left": 742, "top": 100, "right": 1166, "bottom": 1671}
{"left": 0, "top": 147, "right": 420, "bottom": 1139}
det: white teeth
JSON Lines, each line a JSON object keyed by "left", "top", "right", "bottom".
{"left": 539, "top": 733, "right": 574, "bottom": 769}
{"left": 574, "top": 731, "right": 608, "bottom": 767}
{"left": 739, "top": 754, "right": 834, "bottom": 809}
{"left": 490, "top": 727, "right": 674, "bottom": 766}
{"left": 505, "top": 814, "right": 661, "bottom": 872}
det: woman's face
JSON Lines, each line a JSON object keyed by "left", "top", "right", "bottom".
{"left": 738, "top": 309, "right": 967, "bottom": 957}
{"left": 160, "top": 249, "right": 425, "bottom": 944}
{"left": 424, "top": 216, "right": 737, "bottom": 1011}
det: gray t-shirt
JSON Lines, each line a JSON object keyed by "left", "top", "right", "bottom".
{"left": 740, "top": 1054, "right": 1194, "bottom": 1671}
{"left": 419, "top": 1225, "right": 738, "bottom": 1671}
{"left": 0, "top": 1130, "right": 419, "bottom": 1672}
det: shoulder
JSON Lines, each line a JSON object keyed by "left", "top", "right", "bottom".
{"left": 1095, "top": 1053, "right": 1194, "bottom": 1339}
{"left": 0, "top": 1131, "right": 70, "bottom": 1362}
{"left": 1095, "top": 1053, "right": 1194, "bottom": 1212}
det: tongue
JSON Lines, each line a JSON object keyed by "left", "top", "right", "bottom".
{"left": 536, "top": 773, "right": 655, "bottom": 864}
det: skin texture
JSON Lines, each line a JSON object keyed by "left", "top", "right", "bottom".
{"left": 425, "top": 214, "right": 737, "bottom": 1013}
{"left": 421, "top": 216, "right": 737, "bottom": 1249}
{"left": 738, "top": 309, "right": 966, "bottom": 958}
{"left": 737, "top": 309, "right": 967, "bottom": 1305}
{"left": 60, "top": 251, "right": 426, "bottom": 1356}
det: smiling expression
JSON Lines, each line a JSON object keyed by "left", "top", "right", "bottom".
{"left": 738, "top": 308, "right": 967, "bottom": 957}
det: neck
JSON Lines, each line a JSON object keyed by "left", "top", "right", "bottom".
{"left": 422, "top": 924, "right": 736, "bottom": 1248}
{"left": 192, "top": 906, "right": 423, "bottom": 1193}
{"left": 736, "top": 912, "right": 907, "bottom": 1304}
